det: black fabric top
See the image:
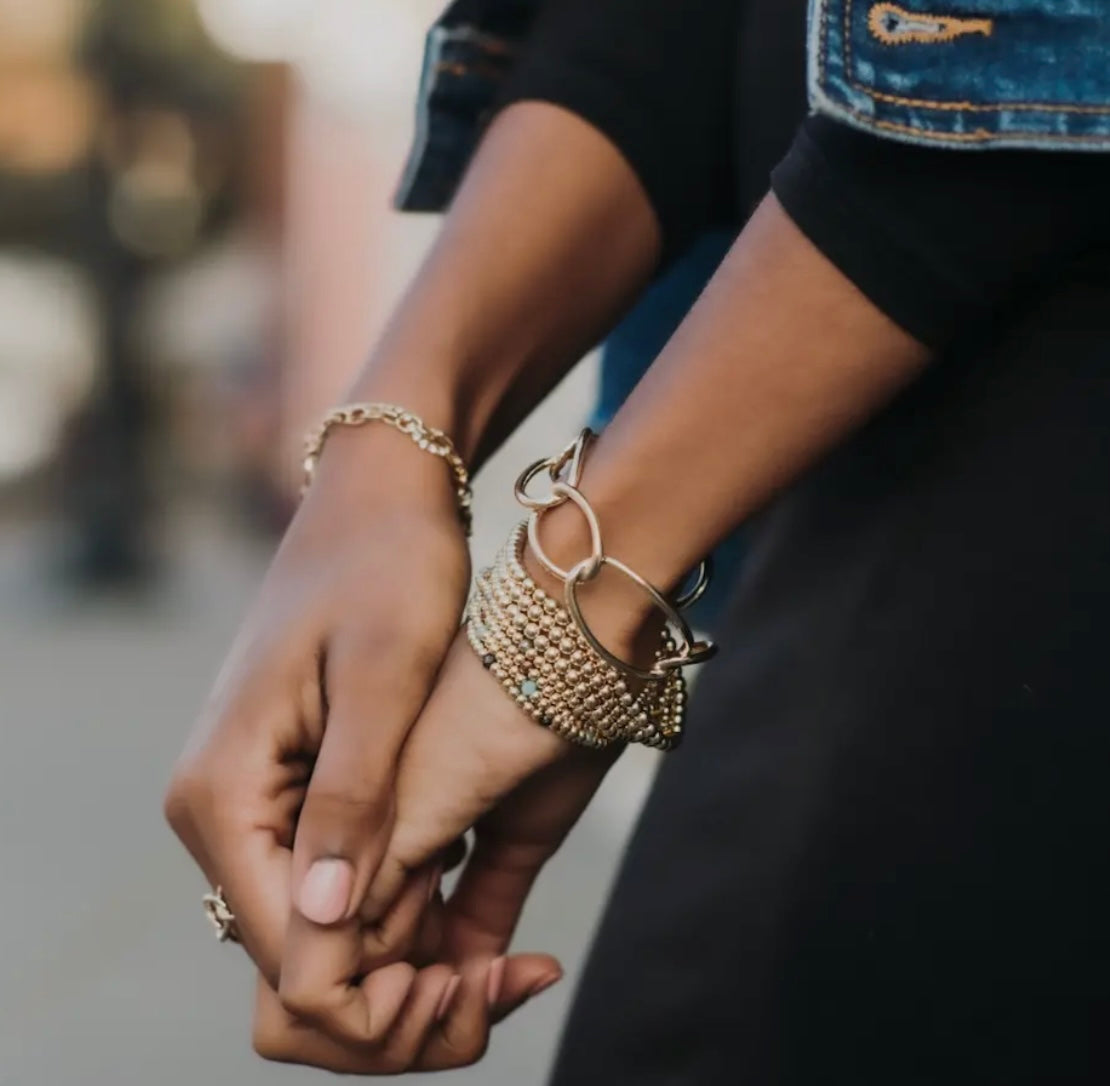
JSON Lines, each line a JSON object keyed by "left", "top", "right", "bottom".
{"left": 498, "top": 0, "right": 1110, "bottom": 347}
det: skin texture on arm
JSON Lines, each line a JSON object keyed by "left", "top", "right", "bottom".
{"left": 348, "top": 99, "right": 661, "bottom": 466}
{"left": 540, "top": 193, "right": 932, "bottom": 630}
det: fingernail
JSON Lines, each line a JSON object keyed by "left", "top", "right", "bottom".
{"left": 527, "top": 972, "right": 563, "bottom": 1000}
{"left": 436, "top": 975, "right": 462, "bottom": 1022}
{"left": 486, "top": 956, "right": 506, "bottom": 1006}
{"left": 297, "top": 858, "right": 354, "bottom": 924}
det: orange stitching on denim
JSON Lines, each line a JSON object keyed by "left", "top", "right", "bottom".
{"left": 867, "top": 3, "right": 992, "bottom": 45}
{"left": 837, "top": 0, "right": 1110, "bottom": 114}
{"left": 863, "top": 87, "right": 1110, "bottom": 113}
{"left": 864, "top": 113, "right": 1110, "bottom": 143}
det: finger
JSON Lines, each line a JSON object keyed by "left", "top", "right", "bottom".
{"left": 253, "top": 966, "right": 463, "bottom": 1075}
{"left": 492, "top": 954, "right": 564, "bottom": 1023}
{"left": 375, "top": 963, "right": 459, "bottom": 1072}
{"left": 440, "top": 837, "right": 562, "bottom": 1023}
{"left": 167, "top": 744, "right": 299, "bottom": 988}
{"left": 411, "top": 891, "right": 446, "bottom": 965}
{"left": 441, "top": 834, "right": 549, "bottom": 958}
{"left": 418, "top": 957, "right": 497, "bottom": 1071}
{"left": 278, "top": 868, "right": 434, "bottom": 1044}
{"left": 254, "top": 975, "right": 372, "bottom": 1073}
{"left": 252, "top": 974, "right": 401, "bottom": 1074}
{"left": 290, "top": 629, "right": 447, "bottom": 928}
{"left": 360, "top": 637, "right": 567, "bottom": 921}
{"left": 214, "top": 832, "right": 292, "bottom": 988}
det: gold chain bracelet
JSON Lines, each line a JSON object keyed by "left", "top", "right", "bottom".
{"left": 465, "top": 429, "right": 718, "bottom": 750}
{"left": 513, "top": 430, "right": 716, "bottom": 680}
{"left": 468, "top": 523, "right": 689, "bottom": 749}
{"left": 302, "top": 402, "right": 473, "bottom": 534}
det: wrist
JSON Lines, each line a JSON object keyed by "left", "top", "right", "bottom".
{"left": 304, "top": 421, "right": 464, "bottom": 535}
{"left": 349, "top": 347, "right": 514, "bottom": 469}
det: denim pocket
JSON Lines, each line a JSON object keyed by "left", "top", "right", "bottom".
{"left": 809, "top": 0, "right": 1110, "bottom": 148}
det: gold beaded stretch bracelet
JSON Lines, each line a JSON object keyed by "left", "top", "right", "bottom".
{"left": 302, "top": 402, "right": 473, "bottom": 534}
{"left": 466, "top": 430, "right": 718, "bottom": 750}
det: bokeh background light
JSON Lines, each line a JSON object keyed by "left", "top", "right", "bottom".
{"left": 0, "top": 3, "right": 654, "bottom": 1083}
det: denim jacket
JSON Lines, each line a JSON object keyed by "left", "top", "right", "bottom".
{"left": 396, "top": 0, "right": 1110, "bottom": 211}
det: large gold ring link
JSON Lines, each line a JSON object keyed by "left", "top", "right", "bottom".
{"left": 512, "top": 429, "right": 594, "bottom": 511}
{"left": 527, "top": 482, "right": 605, "bottom": 583}
{"left": 564, "top": 555, "right": 718, "bottom": 681}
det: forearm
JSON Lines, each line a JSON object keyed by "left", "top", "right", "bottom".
{"left": 538, "top": 195, "right": 930, "bottom": 636}
{"left": 345, "top": 100, "right": 660, "bottom": 468}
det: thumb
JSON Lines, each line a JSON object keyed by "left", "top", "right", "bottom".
{"left": 290, "top": 631, "right": 440, "bottom": 926}
{"left": 440, "top": 834, "right": 564, "bottom": 1022}
{"left": 358, "top": 635, "right": 568, "bottom": 921}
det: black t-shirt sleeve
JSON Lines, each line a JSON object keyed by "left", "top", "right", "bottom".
{"left": 493, "top": 0, "right": 1109, "bottom": 347}
{"left": 495, "top": 0, "right": 740, "bottom": 261}
{"left": 772, "top": 116, "right": 1110, "bottom": 348}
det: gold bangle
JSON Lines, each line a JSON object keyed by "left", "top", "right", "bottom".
{"left": 464, "top": 429, "right": 719, "bottom": 751}
{"left": 466, "top": 523, "right": 689, "bottom": 750}
{"left": 302, "top": 402, "right": 473, "bottom": 534}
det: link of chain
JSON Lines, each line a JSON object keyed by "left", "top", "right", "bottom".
{"left": 512, "top": 429, "right": 717, "bottom": 679}
{"left": 302, "top": 402, "right": 473, "bottom": 535}
{"left": 514, "top": 430, "right": 713, "bottom": 611}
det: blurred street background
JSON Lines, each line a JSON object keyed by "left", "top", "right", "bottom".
{"left": 0, "top": 2, "right": 658, "bottom": 1081}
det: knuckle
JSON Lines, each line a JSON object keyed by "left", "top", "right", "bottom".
{"left": 456, "top": 1034, "right": 490, "bottom": 1067}
{"left": 365, "top": 918, "right": 416, "bottom": 964}
{"left": 440, "top": 1026, "right": 489, "bottom": 1067}
{"left": 336, "top": 620, "right": 447, "bottom": 685}
{"left": 162, "top": 761, "right": 210, "bottom": 836}
{"left": 378, "top": 1051, "right": 414, "bottom": 1075}
{"left": 302, "top": 787, "right": 387, "bottom": 834}
{"left": 251, "top": 1021, "right": 289, "bottom": 1063}
{"left": 276, "top": 977, "right": 328, "bottom": 1025}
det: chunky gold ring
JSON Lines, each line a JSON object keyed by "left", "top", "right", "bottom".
{"left": 202, "top": 886, "right": 240, "bottom": 944}
{"left": 564, "top": 555, "right": 718, "bottom": 681}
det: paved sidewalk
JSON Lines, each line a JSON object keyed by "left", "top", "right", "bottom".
{"left": 0, "top": 360, "right": 660, "bottom": 1085}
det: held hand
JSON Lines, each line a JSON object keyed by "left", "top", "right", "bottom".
{"left": 164, "top": 430, "right": 470, "bottom": 996}
{"left": 272, "top": 630, "right": 620, "bottom": 1059}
